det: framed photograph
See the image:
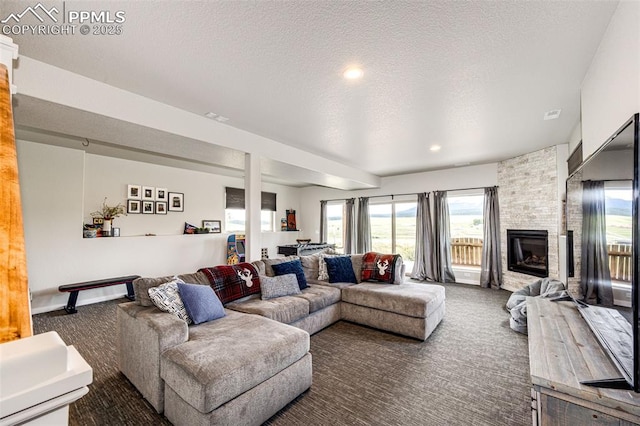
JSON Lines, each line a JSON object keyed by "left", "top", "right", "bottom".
{"left": 92, "top": 217, "right": 104, "bottom": 225}
{"left": 142, "top": 200, "right": 155, "bottom": 214}
{"left": 155, "top": 187, "right": 168, "bottom": 202}
{"left": 142, "top": 186, "right": 155, "bottom": 200}
{"left": 202, "top": 220, "right": 221, "bottom": 233}
{"left": 112, "top": 227, "right": 120, "bottom": 237}
{"left": 127, "top": 199, "right": 141, "bottom": 214}
{"left": 168, "top": 192, "right": 184, "bottom": 212}
{"left": 127, "top": 184, "right": 141, "bottom": 199}
{"left": 155, "top": 201, "right": 167, "bottom": 214}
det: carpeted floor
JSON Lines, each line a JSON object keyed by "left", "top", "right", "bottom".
{"left": 33, "top": 282, "right": 531, "bottom": 426}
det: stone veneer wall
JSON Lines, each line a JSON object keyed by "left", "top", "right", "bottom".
{"left": 498, "top": 146, "right": 562, "bottom": 292}
{"left": 565, "top": 169, "right": 583, "bottom": 298}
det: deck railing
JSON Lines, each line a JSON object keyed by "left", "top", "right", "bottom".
{"left": 609, "top": 243, "right": 632, "bottom": 282}
{"left": 451, "top": 237, "right": 483, "bottom": 267}
{"left": 450, "top": 240, "right": 630, "bottom": 279}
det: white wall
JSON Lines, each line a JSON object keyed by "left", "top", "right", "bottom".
{"left": 297, "top": 163, "right": 498, "bottom": 242}
{"left": 581, "top": 1, "right": 640, "bottom": 159}
{"left": 17, "top": 139, "right": 301, "bottom": 313}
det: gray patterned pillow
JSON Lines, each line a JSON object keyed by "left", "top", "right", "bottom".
{"left": 261, "top": 274, "right": 301, "bottom": 300}
{"left": 148, "top": 278, "right": 192, "bottom": 324}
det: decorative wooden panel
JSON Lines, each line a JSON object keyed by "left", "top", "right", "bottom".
{"left": 0, "top": 64, "right": 32, "bottom": 342}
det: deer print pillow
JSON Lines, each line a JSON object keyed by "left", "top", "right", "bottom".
{"left": 199, "top": 263, "right": 261, "bottom": 304}
{"left": 360, "top": 252, "right": 402, "bottom": 284}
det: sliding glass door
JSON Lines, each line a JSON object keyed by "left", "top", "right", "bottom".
{"left": 326, "top": 202, "right": 345, "bottom": 252}
{"left": 369, "top": 198, "right": 417, "bottom": 272}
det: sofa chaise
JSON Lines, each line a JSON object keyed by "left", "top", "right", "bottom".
{"left": 117, "top": 251, "right": 445, "bottom": 425}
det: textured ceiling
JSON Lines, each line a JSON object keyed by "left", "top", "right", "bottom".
{"left": 5, "top": 0, "right": 618, "bottom": 178}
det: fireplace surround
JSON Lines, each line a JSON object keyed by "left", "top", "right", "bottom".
{"left": 507, "top": 229, "right": 549, "bottom": 278}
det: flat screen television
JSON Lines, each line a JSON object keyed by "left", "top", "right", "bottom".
{"left": 566, "top": 113, "right": 639, "bottom": 391}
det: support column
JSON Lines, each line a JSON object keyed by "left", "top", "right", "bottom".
{"left": 1, "top": 40, "right": 32, "bottom": 342}
{"left": 244, "top": 153, "right": 262, "bottom": 262}
{"left": 0, "top": 36, "right": 18, "bottom": 95}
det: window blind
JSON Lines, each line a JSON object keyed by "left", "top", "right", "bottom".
{"left": 225, "top": 187, "right": 277, "bottom": 211}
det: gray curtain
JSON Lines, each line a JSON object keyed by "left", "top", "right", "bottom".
{"left": 581, "top": 181, "right": 614, "bottom": 306}
{"left": 433, "top": 191, "right": 456, "bottom": 283}
{"left": 319, "top": 200, "right": 327, "bottom": 243}
{"left": 480, "top": 186, "right": 502, "bottom": 289}
{"left": 411, "top": 192, "right": 436, "bottom": 281}
{"left": 344, "top": 198, "right": 356, "bottom": 254}
{"left": 356, "top": 197, "right": 371, "bottom": 253}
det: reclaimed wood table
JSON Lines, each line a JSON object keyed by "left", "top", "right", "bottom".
{"left": 527, "top": 297, "right": 640, "bottom": 425}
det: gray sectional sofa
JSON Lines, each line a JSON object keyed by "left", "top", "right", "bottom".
{"left": 116, "top": 252, "right": 445, "bottom": 425}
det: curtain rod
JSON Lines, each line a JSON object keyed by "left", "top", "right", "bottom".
{"left": 321, "top": 192, "right": 418, "bottom": 203}
{"left": 581, "top": 179, "right": 632, "bottom": 182}
{"left": 437, "top": 185, "right": 498, "bottom": 193}
{"left": 320, "top": 186, "right": 498, "bottom": 203}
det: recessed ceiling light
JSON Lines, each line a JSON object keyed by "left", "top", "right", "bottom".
{"left": 543, "top": 109, "right": 561, "bottom": 120}
{"left": 430, "top": 145, "right": 441, "bottom": 152}
{"left": 215, "top": 116, "right": 229, "bottom": 123}
{"left": 343, "top": 67, "right": 364, "bottom": 80}
{"left": 204, "top": 112, "right": 218, "bottom": 119}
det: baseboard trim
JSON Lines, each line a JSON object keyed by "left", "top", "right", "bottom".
{"left": 31, "top": 293, "right": 127, "bottom": 315}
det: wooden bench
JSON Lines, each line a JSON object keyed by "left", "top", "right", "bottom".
{"left": 58, "top": 275, "right": 140, "bottom": 314}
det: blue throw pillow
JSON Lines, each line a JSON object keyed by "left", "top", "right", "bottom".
{"left": 272, "top": 259, "right": 308, "bottom": 290}
{"left": 177, "top": 282, "right": 225, "bottom": 325}
{"left": 325, "top": 256, "right": 357, "bottom": 284}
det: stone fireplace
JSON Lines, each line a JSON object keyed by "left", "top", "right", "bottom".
{"left": 507, "top": 229, "right": 549, "bottom": 278}
{"left": 498, "top": 145, "right": 567, "bottom": 291}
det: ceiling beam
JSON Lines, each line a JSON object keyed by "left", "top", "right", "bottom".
{"left": 13, "top": 55, "right": 381, "bottom": 190}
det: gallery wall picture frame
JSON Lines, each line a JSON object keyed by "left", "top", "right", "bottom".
{"left": 127, "top": 199, "right": 141, "bottom": 214}
{"left": 127, "top": 184, "right": 141, "bottom": 199}
{"left": 202, "top": 220, "right": 221, "bottom": 233}
{"left": 155, "top": 201, "right": 167, "bottom": 214}
{"left": 142, "top": 186, "right": 155, "bottom": 200}
{"left": 155, "top": 187, "right": 168, "bottom": 202}
{"left": 142, "top": 200, "right": 155, "bottom": 214}
{"left": 168, "top": 192, "right": 184, "bottom": 212}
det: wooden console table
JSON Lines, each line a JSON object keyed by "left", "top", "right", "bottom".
{"left": 527, "top": 297, "right": 640, "bottom": 425}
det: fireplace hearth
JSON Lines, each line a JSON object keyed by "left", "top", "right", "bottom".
{"left": 507, "top": 229, "right": 549, "bottom": 278}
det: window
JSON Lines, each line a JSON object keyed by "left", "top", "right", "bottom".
{"left": 447, "top": 193, "right": 484, "bottom": 267}
{"left": 326, "top": 202, "right": 344, "bottom": 251}
{"left": 225, "top": 210, "right": 275, "bottom": 233}
{"left": 369, "top": 198, "right": 417, "bottom": 272}
{"left": 605, "top": 182, "right": 632, "bottom": 284}
{"left": 370, "top": 203, "right": 392, "bottom": 253}
{"left": 224, "top": 187, "right": 276, "bottom": 232}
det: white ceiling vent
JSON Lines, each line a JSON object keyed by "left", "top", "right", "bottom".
{"left": 543, "top": 109, "right": 562, "bottom": 120}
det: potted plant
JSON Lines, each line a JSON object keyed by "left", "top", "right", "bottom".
{"left": 91, "top": 197, "right": 126, "bottom": 236}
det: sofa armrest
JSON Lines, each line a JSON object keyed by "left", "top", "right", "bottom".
{"left": 117, "top": 302, "right": 188, "bottom": 413}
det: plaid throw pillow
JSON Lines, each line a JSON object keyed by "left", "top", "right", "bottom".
{"left": 361, "top": 252, "right": 401, "bottom": 284}
{"left": 199, "top": 263, "right": 261, "bottom": 304}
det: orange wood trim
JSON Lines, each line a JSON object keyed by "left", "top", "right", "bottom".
{"left": 0, "top": 63, "right": 32, "bottom": 343}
